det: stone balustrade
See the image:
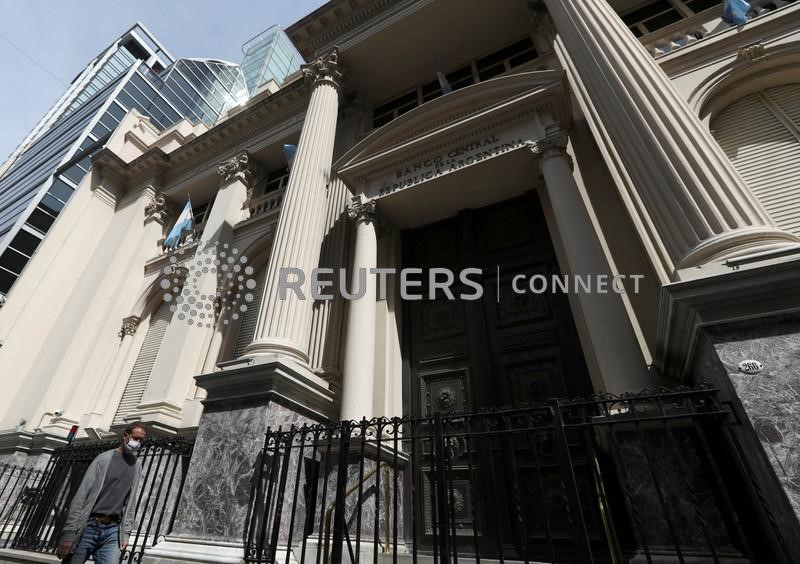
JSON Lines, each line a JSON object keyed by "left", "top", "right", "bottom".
{"left": 641, "top": 6, "right": 722, "bottom": 58}
{"left": 247, "top": 187, "right": 286, "bottom": 220}
{"left": 641, "top": 0, "right": 794, "bottom": 58}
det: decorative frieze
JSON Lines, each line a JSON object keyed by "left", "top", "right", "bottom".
{"left": 117, "top": 315, "right": 141, "bottom": 339}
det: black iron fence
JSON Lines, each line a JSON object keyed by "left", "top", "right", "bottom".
{"left": 0, "top": 436, "right": 193, "bottom": 563}
{"left": 245, "top": 386, "right": 793, "bottom": 564}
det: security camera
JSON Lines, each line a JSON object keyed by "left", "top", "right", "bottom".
{"left": 53, "top": 410, "right": 64, "bottom": 417}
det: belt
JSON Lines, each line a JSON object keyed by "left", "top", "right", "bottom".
{"left": 90, "top": 514, "right": 120, "bottom": 525}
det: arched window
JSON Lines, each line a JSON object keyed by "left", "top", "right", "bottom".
{"left": 232, "top": 265, "right": 268, "bottom": 358}
{"left": 711, "top": 83, "right": 800, "bottom": 235}
{"left": 113, "top": 300, "right": 173, "bottom": 424}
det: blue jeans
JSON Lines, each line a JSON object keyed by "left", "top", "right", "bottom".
{"left": 68, "top": 519, "right": 121, "bottom": 564}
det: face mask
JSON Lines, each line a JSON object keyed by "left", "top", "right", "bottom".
{"left": 125, "top": 439, "right": 142, "bottom": 454}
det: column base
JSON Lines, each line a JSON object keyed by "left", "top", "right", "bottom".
{"left": 675, "top": 226, "right": 799, "bottom": 274}
{"left": 122, "top": 400, "right": 183, "bottom": 434}
{"left": 164, "top": 357, "right": 336, "bottom": 546}
{"left": 142, "top": 537, "right": 244, "bottom": 564}
{"left": 243, "top": 337, "right": 310, "bottom": 367}
{"left": 200, "top": 353, "right": 334, "bottom": 417}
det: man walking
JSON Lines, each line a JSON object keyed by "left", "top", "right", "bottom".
{"left": 56, "top": 422, "right": 146, "bottom": 563}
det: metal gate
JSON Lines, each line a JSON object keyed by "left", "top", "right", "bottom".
{"left": 244, "top": 386, "right": 793, "bottom": 564}
{"left": 0, "top": 436, "right": 193, "bottom": 563}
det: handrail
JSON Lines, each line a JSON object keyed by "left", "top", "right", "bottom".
{"left": 639, "top": 5, "right": 722, "bottom": 57}
{"left": 322, "top": 462, "right": 391, "bottom": 564}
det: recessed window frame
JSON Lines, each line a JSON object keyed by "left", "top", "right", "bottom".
{"left": 371, "top": 36, "right": 538, "bottom": 129}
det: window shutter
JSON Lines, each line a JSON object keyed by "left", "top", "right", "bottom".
{"left": 712, "top": 84, "right": 800, "bottom": 236}
{"left": 113, "top": 301, "right": 172, "bottom": 424}
{"left": 232, "top": 265, "right": 267, "bottom": 359}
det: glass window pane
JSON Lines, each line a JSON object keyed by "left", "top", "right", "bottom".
{"left": 26, "top": 208, "right": 57, "bottom": 233}
{"left": 644, "top": 10, "right": 682, "bottom": 30}
{"left": 9, "top": 230, "right": 41, "bottom": 256}
{"left": 117, "top": 90, "right": 136, "bottom": 110}
{"left": 90, "top": 122, "right": 110, "bottom": 140}
{"left": 0, "top": 248, "right": 29, "bottom": 274}
{"left": 622, "top": 0, "right": 673, "bottom": 25}
{"left": 62, "top": 164, "right": 86, "bottom": 185}
{"left": 49, "top": 178, "right": 75, "bottom": 202}
{"left": 107, "top": 102, "right": 127, "bottom": 121}
{"left": 0, "top": 268, "right": 17, "bottom": 294}
{"left": 77, "top": 156, "right": 92, "bottom": 172}
{"left": 40, "top": 194, "right": 65, "bottom": 216}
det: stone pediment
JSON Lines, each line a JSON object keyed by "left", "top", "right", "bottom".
{"left": 335, "top": 70, "right": 569, "bottom": 194}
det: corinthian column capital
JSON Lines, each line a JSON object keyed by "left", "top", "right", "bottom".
{"left": 144, "top": 192, "right": 178, "bottom": 225}
{"left": 217, "top": 151, "right": 260, "bottom": 188}
{"left": 527, "top": 128, "right": 572, "bottom": 168}
{"left": 347, "top": 196, "right": 376, "bottom": 223}
{"left": 117, "top": 315, "right": 141, "bottom": 339}
{"left": 302, "top": 47, "right": 343, "bottom": 89}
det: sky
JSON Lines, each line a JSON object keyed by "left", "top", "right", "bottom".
{"left": 0, "top": 0, "right": 327, "bottom": 161}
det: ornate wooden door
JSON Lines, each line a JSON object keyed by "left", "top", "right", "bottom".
{"left": 403, "top": 192, "right": 598, "bottom": 558}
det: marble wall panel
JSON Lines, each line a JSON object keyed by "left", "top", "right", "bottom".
{"left": 170, "top": 400, "right": 313, "bottom": 542}
{"left": 703, "top": 313, "right": 800, "bottom": 521}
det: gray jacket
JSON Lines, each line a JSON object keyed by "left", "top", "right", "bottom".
{"left": 59, "top": 449, "right": 143, "bottom": 549}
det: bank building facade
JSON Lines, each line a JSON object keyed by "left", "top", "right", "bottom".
{"left": 0, "top": 0, "right": 799, "bottom": 563}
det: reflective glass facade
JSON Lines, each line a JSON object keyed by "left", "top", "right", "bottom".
{"left": 0, "top": 32, "right": 246, "bottom": 297}
{"left": 241, "top": 26, "right": 304, "bottom": 95}
{"left": 3, "top": 25, "right": 172, "bottom": 168}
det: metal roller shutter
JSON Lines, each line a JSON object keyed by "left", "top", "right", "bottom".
{"left": 232, "top": 265, "right": 268, "bottom": 359}
{"left": 712, "top": 83, "right": 800, "bottom": 235}
{"left": 113, "top": 301, "right": 173, "bottom": 424}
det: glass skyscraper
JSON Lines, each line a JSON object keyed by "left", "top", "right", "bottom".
{"left": 240, "top": 26, "right": 305, "bottom": 95}
{"left": 0, "top": 24, "right": 247, "bottom": 298}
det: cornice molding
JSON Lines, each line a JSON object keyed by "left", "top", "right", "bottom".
{"left": 92, "top": 79, "right": 310, "bottom": 198}
{"left": 655, "top": 258, "right": 800, "bottom": 381}
{"left": 288, "top": 0, "right": 428, "bottom": 59}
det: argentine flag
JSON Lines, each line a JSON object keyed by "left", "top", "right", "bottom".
{"left": 283, "top": 144, "right": 297, "bottom": 170}
{"left": 723, "top": 0, "right": 751, "bottom": 25}
{"left": 164, "top": 198, "right": 194, "bottom": 250}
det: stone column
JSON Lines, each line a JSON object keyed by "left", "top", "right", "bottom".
{"left": 246, "top": 48, "right": 342, "bottom": 366}
{"left": 539, "top": 0, "right": 798, "bottom": 279}
{"left": 308, "top": 109, "right": 364, "bottom": 388}
{"left": 530, "top": 128, "right": 651, "bottom": 393}
{"left": 340, "top": 197, "right": 378, "bottom": 420}
{"left": 137, "top": 153, "right": 255, "bottom": 429}
{"left": 200, "top": 296, "right": 228, "bottom": 375}
{"left": 80, "top": 316, "right": 141, "bottom": 433}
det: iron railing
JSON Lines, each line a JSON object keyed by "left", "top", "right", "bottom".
{"left": 0, "top": 435, "right": 193, "bottom": 563}
{"left": 245, "top": 386, "right": 793, "bottom": 564}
